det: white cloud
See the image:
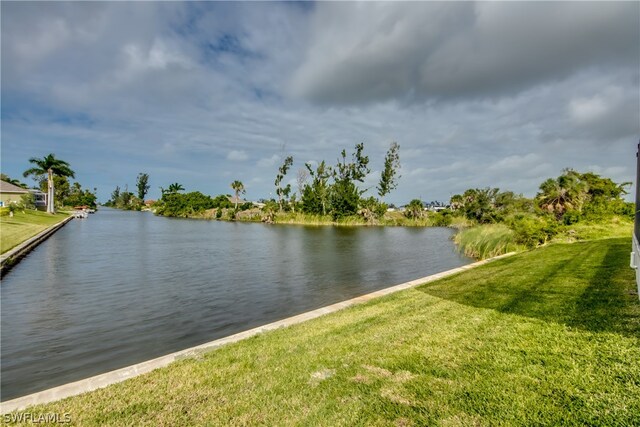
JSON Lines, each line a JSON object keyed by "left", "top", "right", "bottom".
{"left": 227, "top": 150, "right": 249, "bottom": 161}
{"left": 570, "top": 95, "right": 611, "bottom": 124}
{"left": 257, "top": 154, "right": 280, "bottom": 168}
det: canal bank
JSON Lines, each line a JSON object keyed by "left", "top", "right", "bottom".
{"left": 0, "top": 215, "right": 73, "bottom": 277}
{"left": 0, "top": 251, "right": 514, "bottom": 413}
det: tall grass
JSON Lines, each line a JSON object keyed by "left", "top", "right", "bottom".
{"left": 554, "top": 216, "right": 633, "bottom": 242}
{"left": 454, "top": 224, "right": 522, "bottom": 259}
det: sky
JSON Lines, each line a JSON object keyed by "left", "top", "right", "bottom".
{"left": 2, "top": 1, "right": 638, "bottom": 205}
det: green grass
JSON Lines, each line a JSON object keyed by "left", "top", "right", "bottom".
{"left": 7, "top": 237, "right": 640, "bottom": 425}
{"left": 555, "top": 216, "right": 633, "bottom": 242}
{"left": 0, "top": 210, "right": 70, "bottom": 254}
{"left": 454, "top": 223, "right": 524, "bottom": 259}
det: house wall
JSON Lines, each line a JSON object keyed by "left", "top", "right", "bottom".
{"left": 0, "top": 192, "right": 28, "bottom": 207}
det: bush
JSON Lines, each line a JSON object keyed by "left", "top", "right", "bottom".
{"left": 19, "top": 193, "right": 36, "bottom": 210}
{"left": 509, "top": 215, "right": 558, "bottom": 247}
{"left": 430, "top": 210, "right": 452, "bottom": 226}
{"left": 359, "top": 197, "right": 387, "bottom": 222}
{"left": 562, "top": 211, "right": 581, "bottom": 225}
{"left": 156, "top": 192, "right": 214, "bottom": 217}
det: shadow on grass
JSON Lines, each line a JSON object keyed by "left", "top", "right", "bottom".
{"left": 418, "top": 237, "right": 640, "bottom": 338}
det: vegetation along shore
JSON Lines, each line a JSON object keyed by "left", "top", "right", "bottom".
{"left": 102, "top": 143, "right": 633, "bottom": 260}
{"left": 2, "top": 147, "right": 633, "bottom": 261}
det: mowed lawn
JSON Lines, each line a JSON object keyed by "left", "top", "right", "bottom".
{"left": 6, "top": 238, "right": 640, "bottom": 426}
{"left": 0, "top": 210, "right": 69, "bottom": 254}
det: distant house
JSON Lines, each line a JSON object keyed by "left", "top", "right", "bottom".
{"left": 0, "top": 180, "right": 29, "bottom": 207}
{"left": 144, "top": 199, "right": 156, "bottom": 207}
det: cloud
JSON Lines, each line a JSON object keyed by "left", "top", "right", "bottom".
{"left": 227, "top": 150, "right": 249, "bottom": 161}
{"left": 488, "top": 154, "right": 541, "bottom": 172}
{"left": 1, "top": 2, "right": 637, "bottom": 205}
{"left": 257, "top": 154, "right": 280, "bottom": 168}
{"left": 290, "top": 2, "right": 639, "bottom": 104}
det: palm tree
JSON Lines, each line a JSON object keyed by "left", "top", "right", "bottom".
{"left": 167, "top": 183, "right": 185, "bottom": 194}
{"left": 23, "top": 153, "right": 75, "bottom": 213}
{"left": 230, "top": 180, "right": 245, "bottom": 210}
{"left": 449, "top": 194, "right": 464, "bottom": 211}
{"left": 536, "top": 170, "right": 587, "bottom": 220}
{"left": 405, "top": 199, "right": 424, "bottom": 219}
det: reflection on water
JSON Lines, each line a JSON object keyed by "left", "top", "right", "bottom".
{"left": 1, "top": 208, "right": 469, "bottom": 400}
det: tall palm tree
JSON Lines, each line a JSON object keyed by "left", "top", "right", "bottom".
{"left": 230, "top": 180, "right": 245, "bottom": 210}
{"left": 23, "top": 153, "right": 75, "bottom": 214}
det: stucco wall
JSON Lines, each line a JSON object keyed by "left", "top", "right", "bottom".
{"left": 0, "top": 192, "right": 27, "bottom": 207}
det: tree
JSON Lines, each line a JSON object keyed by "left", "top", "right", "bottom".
{"left": 296, "top": 168, "right": 309, "bottom": 196}
{"left": 405, "top": 199, "right": 424, "bottom": 219}
{"left": 121, "top": 184, "right": 133, "bottom": 207}
{"left": 230, "top": 180, "right": 245, "bottom": 210}
{"left": 111, "top": 186, "right": 121, "bottom": 206}
{"left": 536, "top": 169, "right": 588, "bottom": 220}
{"left": 64, "top": 183, "right": 97, "bottom": 208}
{"left": 23, "top": 153, "right": 75, "bottom": 213}
{"left": 462, "top": 188, "right": 500, "bottom": 223}
{"left": 302, "top": 161, "right": 332, "bottom": 215}
{"left": 377, "top": 142, "right": 401, "bottom": 200}
{"left": 331, "top": 143, "right": 370, "bottom": 218}
{"left": 275, "top": 156, "right": 293, "bottom": 212}
{"left": 136, "top": 173, "right": 150, "bottom": 200}
{"left": 167, "top": 183, "right": 185, "bottom": 194}
{"left": 449, "top": 194, "right": 464, "bottom": 211}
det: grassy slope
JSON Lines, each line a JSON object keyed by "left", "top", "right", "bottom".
{"left": 0, "top": 210, "right": 70, "bottom": 254}
{"left": 8, "top": 238, "right": 640, "bottom": 426}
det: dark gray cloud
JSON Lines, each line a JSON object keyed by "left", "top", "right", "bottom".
{"left": 291, "top": 2, "right": 639, "bottom": 103}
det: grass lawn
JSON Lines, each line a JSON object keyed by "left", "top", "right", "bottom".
{"left": 6, "top": 238, "right": 640, "bottom": 426}
{"left": 0, "top": 210, "right": 69, "bottom": 254}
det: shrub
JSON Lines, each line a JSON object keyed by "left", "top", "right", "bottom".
{"left": 19, "top": 193, "right": 36, "bottom": 210}
{"left": 509, "top": 215, "right": 558, "bottom": 247}
{"left": 430, "top": 210, "right": 452, "bottom": 226}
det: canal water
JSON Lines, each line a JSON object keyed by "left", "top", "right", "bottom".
{"left": 1, "top": 208, "right": 470, "bottom": 400}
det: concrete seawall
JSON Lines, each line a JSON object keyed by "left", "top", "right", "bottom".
{"left": 0, "top": 215, "right": 73, "bottom": 277}
{"left": 0, "top": 251, "right": 515, "bottom": 414}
